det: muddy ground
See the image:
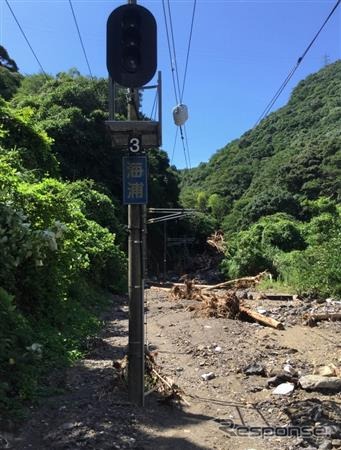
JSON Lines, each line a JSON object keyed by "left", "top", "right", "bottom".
{"left": 2, "top": 289, "right": 341, "bottom": 450}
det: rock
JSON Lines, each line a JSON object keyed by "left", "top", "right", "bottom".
{"left": 283, "top": 363, "right": 298, "bottom": 376}
{"left": 319, "top": 441, "right": 332, "bottom": 450}
{"left": 316, "top": 364, "right": 338, "bottom": 377}
{"left": 201, "top": 372, "right": 215, "bottom": 381}
{"left": 267, "top": 372, "right": 296, "bottom": 387}
{"left": 272, "top": 382, "right": 295, "bottom": 395}
{"left": 299, "top": 375, "right": 341, "bottom": 392}
{"left": 214, "top": 346, "right": 222, "bottom": 353}
{"left": 243, "top": 362, "right": 266, "bottom": 376}
{"left": 331, "top": 439, "right": 341, "bottom": 448}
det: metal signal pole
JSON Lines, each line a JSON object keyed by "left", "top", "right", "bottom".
{"left": 127, "top": 86, "right": 145, "bottom": 406}
{"left": 106, "top": 0, "right": 158, "bottom": 407}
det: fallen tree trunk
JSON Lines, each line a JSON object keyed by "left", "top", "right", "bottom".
{"left": 303, "top": 312, "right": 341, "bottom": 325}
{"left": 203, "top": 271, "right": 269, "bottom": 291}
{"left": 239, "top": 305, "right": 285, "bottom": 330}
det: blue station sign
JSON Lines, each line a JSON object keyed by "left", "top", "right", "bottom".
{"left": 123, "top": 155, "right": 148, "bottom": 205}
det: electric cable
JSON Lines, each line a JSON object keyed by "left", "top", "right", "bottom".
{"left": 68, "top": 0, "right": 93, "bottom": 79}
{"left": 183, "top": 124, "right": 192, "bottom": 169}
{"left": 5, "top": 0, "right": 48, "bottom": 79}
{"left": 170, "top": 127, "right": 179, "bottom": 165}
{"left": 162, "top": 0, "right": 180, "bottom": 105}
{"left": 179, "top": 125, "right": 189, "bottom": 169}
{"left": 150, "top": 90, "right": 158, "bottom": 120}
{"left": 167, "top": 0, "right": 182, "bottom": 103}
{"left": 254, "top": 0, "right": 341, "bottom": 127}
{"left": 163, "top": 0, "right": 197, "bottom": 170}
{"left": 180, "top": 0, "right": 197, "bottom": 102}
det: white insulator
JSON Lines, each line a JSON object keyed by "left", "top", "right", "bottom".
{"left": 172, "top": 104, "right": 188, "bottom": 126}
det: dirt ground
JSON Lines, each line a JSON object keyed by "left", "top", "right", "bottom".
{"left": 2, "top": 289, "right": 341, "bottom": 450}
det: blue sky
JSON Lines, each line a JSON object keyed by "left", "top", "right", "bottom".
{"left": 1, "top": 0, "right": 340, "bottom": 169}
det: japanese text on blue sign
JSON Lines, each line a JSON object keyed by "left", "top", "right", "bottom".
{"left": 123, "top": 156, "right": 148, "bottom": 204}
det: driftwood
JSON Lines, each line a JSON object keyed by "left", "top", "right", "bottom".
{"left": 188, "top": 292, "right": 240, "bottom": 319}
{"left": 207, "top": 231, "right": 225, "bottom": 253}
{"left": 303, "top": 312, "right": 341, "bottom": 326}
{"left": 150, "top": 271, "right": 270, "bottom": 292}
{"left": 151, "top": 274, "right": 285, "bottom": 329}
{"left": 203, "top": 271, "right": 270, "bottom": 291}
{"left": 151, "top": 368, "right": 190, "bottom": 406}
{"left": 171, "top": 279, "right": 204, "bottom": 301}
{"left": 239, "top": 305, "right": 285, "bottom": 330}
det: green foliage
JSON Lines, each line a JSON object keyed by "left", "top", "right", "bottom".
{"left": 0, "top": 287, "right": 37, "bottom": 415}
{"left": 181, "top": 61, "right": 341, "bottom": 231}
{"left": 221, "top": 214, "right": 306, "bottom": 278}
{"left": 276, "top": 231, "right": 341, "bottom": 297}
{"left": 0, "top": 67, "right": 22, "bottom": 100}
{"left": 181, "top": 61, "right": 341, "bottom": 297}
{"left": 11, "top": 72, "right": 125, "bottom": 198}
{"left": 0, "top": 47, "right": 22, "bottom": 100}
{"left": 0, "top": 110, "right": 127, "bottom": 419}
{"left": 66, "top": 179, "right": 124, "bottom": 242}
{"left": 207, "top": 194, "right": 227, "bottom": 221}
{"left": 0, "top": 99, "right": 58, "bottom": 176}
{"left": 0, "top": 46, "right": 19, "bottom": 72}
{"left": 148, "top": 148, "right": 180, "bottom": 207}
{"left": 196, "top": 191, "right": 209, "bottom": 212}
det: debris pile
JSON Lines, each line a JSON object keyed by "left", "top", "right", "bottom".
{"left": 171, "top": 278, "right": 203, "bottom": 301}
{"left": 303, "top": 298, "right": 341, "bottom": 326}
{"left": 189, "top": 291, "right": 241, "bottom": 319}
{"left": 168, "top": 274, "right": 285, "bottom": 328}
{"left": 207, "top": 230, "right": 225, "bottom": 253}
{"left": 113, "top": 351, "right": 190, "bottom": 406}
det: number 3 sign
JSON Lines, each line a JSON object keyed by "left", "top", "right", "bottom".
{"left": 129, "top": 137, "right": 141, "bottom": 153}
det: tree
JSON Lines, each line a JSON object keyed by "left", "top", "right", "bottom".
{"left": 0, "top": 47, "right": 22, "bottom": 100}
{"left": 0, "top": 46, "right": 19, "bottom": 72}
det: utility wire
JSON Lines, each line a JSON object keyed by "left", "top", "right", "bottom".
{"left": 162, "top": 0, "right": 197, "bottom": 171}
{"left": 254, "top": 0, "right": 341, "bottom": 127}
{"left": 179, "top": 126, "right": 189, "bottom": 169}
{"left": 170, "top": 127, "right": 179, "bottom": 164}
{"left": 167, "top": 0, "right": 182, "bottom": 103}
{"left": 180, "top": 0, "right": 197, "bottom": 103}
{"left": 162, "top": 0, "right": 180, "bottom": 105}
{"left": 5, "top": 0, "right": 48, "bottom": 79}
{"left": 183, "top": 124, "right": 192, "bottom": 169}
{"left": 68, "top": 0, "right": 93, "bottom": 79}
{"left": 150, "top": 90, "right": 158, "bottom": 121}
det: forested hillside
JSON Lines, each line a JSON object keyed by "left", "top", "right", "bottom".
{"left": 180, "top": 61, "right": 341, "bottom": 296}
{"left": 0, "top": 47, "right": 178, "bottom": 419}
{"left": 1, "top": 46, "right": 340, "bottom": 420}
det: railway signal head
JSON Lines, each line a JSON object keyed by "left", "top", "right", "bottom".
{"left": 107, "top": 4, "right": 157, "bottom": 88}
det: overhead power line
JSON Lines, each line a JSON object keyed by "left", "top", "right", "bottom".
{"left": 183, "top": 124, "right": 192, "bottom": 169}
{"left": 5, "top": 0, "right": 48, "bottom": 79}
{"left": 180, "top": 0, "right": 197, "bottom": 103}
{"left": 162, "top": 0, "right": 180, "bottom": 105}
{"left": 68, "top": 0, "right": 93, "bottom": 79}
{"left": 162, "top": 0, "right": 197, "bottom": 170}
{"left": 254, "top": 0, "right": 341, "bottom": 127}
{"left": 167, "top": 0, "right": 182, "bottom": 104}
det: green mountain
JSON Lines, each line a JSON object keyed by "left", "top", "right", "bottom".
{"left": 181, "top": 61, "right": 340, "bottom": 230}
{"left": 180, "top": 61, "right": 341, "bottom": 295}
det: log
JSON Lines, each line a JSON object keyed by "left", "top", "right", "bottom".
{"left": 203, "top": 271, "right": 269, "bottom": 291}
{"left": 150, "top": 285, "right": 172, "bottom": 291}
{"left": 304, "top": 312, "right": 341, "bottom": 323}
{"left": 203, "top": 278, "right": 255, "bottom": 291}
{"left": 239, "top": 305, "right": 285, "bottom": 330}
